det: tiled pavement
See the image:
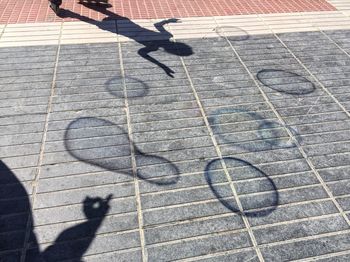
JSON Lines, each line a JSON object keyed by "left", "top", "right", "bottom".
{"left": 2, "top": 1, "right": 350, "bottom": 262}
{"left": 0, "top": 0, "right": 336, "bottom": 24}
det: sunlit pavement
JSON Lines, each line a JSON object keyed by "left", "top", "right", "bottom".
{"left": 1, "top": 0, "right": 350, "bottom": 261}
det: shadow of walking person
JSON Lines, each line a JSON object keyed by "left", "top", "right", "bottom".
{"left": 58, "top": 2, "right": 193, "bottom": 77}
{"left": 0, "top": 160, "right": 112, "bottom": 262}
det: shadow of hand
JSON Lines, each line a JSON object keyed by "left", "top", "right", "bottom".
{"left": 163, "top": 65, "right": 175, "bottom": 78}
{"left": 83, "top": 194, "right": 113, "bottom": 219}
{"left": 166, "top": 18, "right": 181, "bottom": 23}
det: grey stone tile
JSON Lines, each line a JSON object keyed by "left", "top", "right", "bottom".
{"left": 0, "top": 68, "right": 54, "bottom": 78}
{"left": 310, "top": 153, "right": 350, "bottom": 169}
{"left": 301, "top": 130, "right": 350, "bottom": 145}
{"left": 303, "top": 141, "right": 350, "bottom": 156}
{"left": 144, "top": 214, "right": 244, "bottom": 244}
{"left": 27, "top": 231, "right": 140, "bottom": 259}
{"left": 0, "top": 251, "right": 21, "bottom": 261}
{"left": 247, "top": 200, "right": 338, "bottom": 226}
{"left": 132, "top": 126, "right": 209, "bottom": 143}
{"left": 2, "top": 155, "right": 39, "bottom": 169}
{"left": 1, "top": 56, "right": 56, "bottom": 65}
{"left": 0, "top": 82, "right": 51, "bottom": 92}
{"left": 136, "top": 136, "right": 213, "bottom": 153}
{"left": 129, "top": 101, "right": 198, "bottom": 114}
{"left": 236, "top": 172, "right": 318, "bottom": 193}
{"left": 147, "top": 231, "right": 252, "bottom": 261}
{"left": 327, "top": 180, "right": 350, "bottom": 197}
{"left": 0, "top": 231, "right": 26, "bottom": 252}
{"left": 128, "top": 93, "right": 194, "bottom": 105}
{"left": 42, "top": 146, "right": 131, "bottom": 165}
{"left": 261, "top": 232, "right": 350, "bottom": 261}
{"left": 335, "top": 196, "right": 350, "bottom": 211}
{"left": 316, "top": 253, "right": 350, "bottom": 262}
{"left": 0, "top": 213, "right": 29, "bottom": 234}
{"left": 83, "top": 250, "right": 142, "bottom": 262}
{"left": 37, "top": 171, "right": 133, "bottom": 193}
{"left": 136, "top": 146, "right": 217, "bottom": 165}
{"left": 0, "top": 143, "right": 41, "bottom": 158}
{"left": 226, "top": 159, "right": 311, "bottom": 180}
{"left": 33, "top": 197, "right": 137, "bottom": 225}
{"left": 254, "top": 215, "right": 348, "bottom": 244}
{"left": 319, "top": 166, "right": 350, "bottom": 182}
{"left": 141, "top": 184, "right": 233, "bottom": 209}
{"left": 284, "top": 112, "right": 348, "bottom": 125}
{"left": 51, "top": 99, "right": 124, "bottom": 112}
{"left": 296, "top": 120, "right": 350, "bottom": 134}
{"left": 221, "top": 147, "right": 304, "bottom": 165}
{"left": 48, "top": 108, "right": 126, "bottom": 122}
{"left": 0, "top": 97, "right": 49, "bottom": 107}
{"left": 0, "top": 75, "right": 52, "bottom": 84}
{"left": 143, "top": 199, "right": 235, "bottom": 226}
{"left": 130, "top": 109, "right": 201, "bottom": 123}
{"left": 240, "top": 185, "right": 327, "bottom": 210}
{"left": 34, "top": 183, "right": 135, "bottom": 209}
{"left": 0, "top": 89, "right": 50, "bottom": 99}
{"left": 34, "top": 213, "right": 138, "bottom": 244}
{"left": 0, "top": 104, "right": 48, "bottom": 116}
{"left": 195, "top": 250, "right": 259, "bottom": 262}
{"left": 139, "top": 171, "right": 226, "bottom": 194}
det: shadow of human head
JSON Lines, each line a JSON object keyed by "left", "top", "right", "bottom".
{"left": 163, "top": 41, "right": 193, "bottom": 57}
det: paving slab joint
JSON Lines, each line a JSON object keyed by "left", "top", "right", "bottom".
{"left": 254, "top": 14, "right": 350, "bottom": 228}
{"left": 117, "top": 31, "right": 148, "bottom": 261}
{"left": 20, "top": 20, "right": 64, "bottom": 262}
{"left": 174, "top": 24, "right": 265, "bottom": 261}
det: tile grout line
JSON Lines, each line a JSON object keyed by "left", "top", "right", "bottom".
{"left": 20, "top": 20, "right": 64, "bottom": 262}
{"left": 165, "top": 225, "right": 350, "bottom": 260}
{"left": 293, "top": 248, "right": 350, "bottom": 262}
{"left": 116, "top": 20, "right": 148, "bottom": 262}
{"left": 0, "top": 23, "right": 7, "bottom": 41}
{"left": 254, "top": 14, "right": 350, "bottom": 226}
{"left": 320, "top": 28, "right": 350, "bottom": 60}
{"left": 175, "top": 30, "right": 265, "bottom": 262}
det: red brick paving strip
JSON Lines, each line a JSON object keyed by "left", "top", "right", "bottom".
{"left": 0, "top": 0, "right": 336, "bottom": 24}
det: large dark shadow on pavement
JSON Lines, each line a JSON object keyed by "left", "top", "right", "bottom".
{"left": 0, "top": 160, "right": 111, "bottom": 261}
{"left": 204, "top": 157, "right": 279, "bottom": 217}
{"left": 59, "top": 2, "right": 193, "bottom": 77}
{"left": 64, "top": 117, "right": 180, "bottom": 185}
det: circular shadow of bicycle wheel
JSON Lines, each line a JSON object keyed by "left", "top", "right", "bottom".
{"left": 209, "top": 108, "right": 281, "bottom": 151}
{"left": 105, "top": 76, "right": 149, "bottom": 99}
{"left": 205, "top": 157, "right": 278, "bottom": 217}
{"left": 64, "top": 117, "right": 179, "bottom": 186}
{"left": 257, "top": 69, "right": 316, "bottom": 95}
{"left": 258, "top": 121, "right": 302, "bottom": 148}
{"left": 135, "top": 150, "right": 180, "bottom": 185}
{"left": 215, "top": 26, "right": 250, "bottom": 41}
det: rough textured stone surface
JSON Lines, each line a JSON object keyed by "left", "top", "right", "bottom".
{"left": 2, "top": 30, "right": 350, "bottom": 261}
